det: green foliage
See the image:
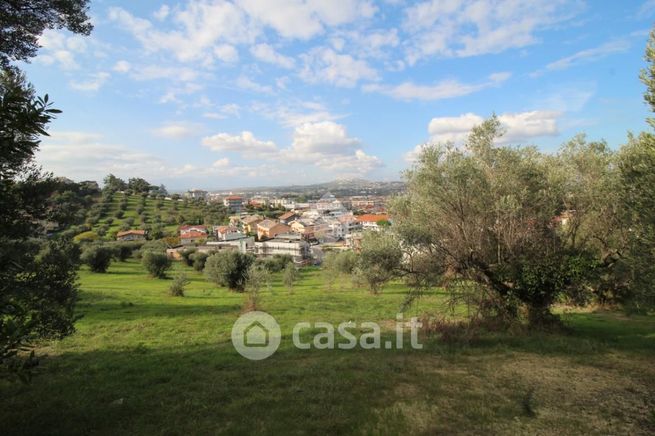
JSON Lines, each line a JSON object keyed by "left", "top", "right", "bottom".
{"left": 73, "top": 230, "right": 98, "bottom": 243}
{"left": 169, "top": 273, "right": 188, "bottom": 297}
{"left": 141, "top": 251, "right": 172, "bottom": 279}
{"left": 0, "top": 238, "right": 80, "bottom": 379}
{"left": 357, "top": 232, "right": 403, "bottom": 294}
{"left": 256, "top": 254, "right": 293, "bottom": 272}
{"left": 80, "top": 245, "right": 113, "bottom": 273}
{"left": 641, "top": 29, "right": 655, "bottom": 127}
{"left": 283, "top": 262, "right": 300, "bottom": 293}
{"left": 180, "top": 248, "right": 196, "bottom": 267}
{"left": 190, "top": 252, "right": 209, "bottom": 272}
{"left": 205, "top": 251, "right": 255, "bottom": 292}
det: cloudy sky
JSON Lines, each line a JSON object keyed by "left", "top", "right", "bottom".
{"left": 22, "top": 0, "right": 655, "bottom": 190}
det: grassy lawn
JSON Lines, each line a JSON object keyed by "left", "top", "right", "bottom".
{"left": 1, "top": 260, "right": 654, "bottom": 435}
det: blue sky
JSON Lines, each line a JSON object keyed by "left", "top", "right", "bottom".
{"left": 22, "top": 0, "right": 655, "bottom": 190}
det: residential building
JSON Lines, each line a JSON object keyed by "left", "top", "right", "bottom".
{"left": 290, "top": 219, "right": 315, "bottom": 240}
{"left": 214, "top": 225, "right": 243, "bottom": 241}
{"left": 257, "top": 219, "right": 291, "bottom": 240}
{"left": 185, "top": 189, "right": 208, "bottom": 200}
{"left": 278, "top": 211, "right": 299, "bottom": 224}
{"left": 241, "top": 214, "right": 264, "bottom": 234}
{"left": 223, "top": 195, "right": 244, "bottom": 212}
{"left": 180, "top": 231, "right": 208, "bottom": 245}
{"left": 116, "top": 229, "right": 147, "bottom": 241}
{"left": 255, "top": 236, "right": 311, "bottom": 265}
{"left": 356, "top": 214, "right": 390, "bottom": 231}
{"left": 179, "top": 225, "right": 208, "bottom": 235}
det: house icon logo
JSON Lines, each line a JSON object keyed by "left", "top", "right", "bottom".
{"left": 244, "top": 321, "right": 269, "bottom": 347}
{"left": 231, "top": 311, "right": 281, "bottom": 360}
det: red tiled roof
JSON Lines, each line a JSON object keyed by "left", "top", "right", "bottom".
{"left": 225, "top": 195, "right": 243, "bottom": 200}
{"left": 180, "top": 231, "right": 207, "bottom": 239}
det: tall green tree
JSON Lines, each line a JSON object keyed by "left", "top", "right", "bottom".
{"left": 0, "top": 0, "right": 92, "bottom": 68}
{"left": 1, "top": 0, "right": 93, "bottom": 377}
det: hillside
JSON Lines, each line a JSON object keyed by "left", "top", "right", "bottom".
{"left": 85, "top": 193, "right": 226, "bottom": 239}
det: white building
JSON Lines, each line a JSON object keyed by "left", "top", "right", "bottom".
{"left": 254, "top": 235, "right": 311, "bottom": 264}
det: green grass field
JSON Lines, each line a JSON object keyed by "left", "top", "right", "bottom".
{"left": 1, "top": 260, "right": 654, "bottom": 435}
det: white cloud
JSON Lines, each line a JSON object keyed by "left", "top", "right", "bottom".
{"left": 300, "top": 47, "right": 378, "bottom": 87}
{"left": 203, "top": 103, "right": 241, "bottom": 119}
{"left": 108, "top": 4, "right": 256, "bottom": 64}
{"left": 402, "top": 0, "right": 582, "bottom": 64}
{"left": 113, "top": 60, "right": 131, "bottom": 73}
{"left": 236, "top": 0, "right": 376, "bottom": 39}
{"left": 153, "top": 123, "right": 200, "bottom": 139}
{"left": 236, "top": 75, "right": 274, "bottom": 94}
{"left": 288, "top": 121, "right": 360, "bottom": 155}
{"left": 202, "top": 131, "right": 279, "bottom": 158}
{"left": 251, "top": 100, "right": 344, "bottom": 127}
{"left": 37, "top": 130, "right": 246, "bottom": 183}
{"left": 538, "top": 39, "right": 631, "bottom": 73}
{"left": 425, "top": 110, "right": 560, "bottom": 146}
{"left": 202, "top": 121, "right": 382, "bottom": 176}
{"left": 131, "top": 65, "right": 199, "bottom": 82}
{"left": 364, "top": 72, "right": 510, "bottom": 101}
{"left": 70, "top": 72, "right": 110, "bottom": 92}
{"left": 250, "top": 43, "right": 295, "bottom": 69}
{"left": 36, "top": 29, "right": 88, "bottom": 70}
{"left": 154, "top": 5, "right": 170, "bottom": 21}
{"left": 214, "top": 44, "right": 240, "bottom": 62}
{"left": 212, "top": 157, "right": 231, "bottom": 167}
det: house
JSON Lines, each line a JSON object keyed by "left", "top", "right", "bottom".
{"left": 255, "top": 236, "right": 311, "bottom": 265}
{"left": 241, "top": 215, "right": 264, "bottom": 234}
{"left": 180, "top": 231, "right": 207, "bottom": 245}
{"left": 356, "top": 214, "right": 390, "bottom": 231}
{"left": 214, "top": 225, "right": 242, "bottom": 241}
{"left": 116, "top": 229, "right": 147, "bottom": 241}
{"left": 185, "top": 189, "right": 208, "bottom": 200}
{"left": 290, "top": 219, "right": 315, "bottom": 240}
{"left": 257, "top": 219, "right": 291, "bottom": 240}
{"left": 179, "top": 225, "right": 209, "bottom": 245}
{"left": 248, "top": 197, "right": 269, "bottom": 207}
{"left": 315, "top": 192, "right": 346, "bottom": 213}
{"left": 223, "top": 195, "right": 244, "bottom": 212}
{"left": 278, "top": 211, "right": 298, "bottom": 224}
{"left": 179, "top": 225, "right": 208, "bottom": 236}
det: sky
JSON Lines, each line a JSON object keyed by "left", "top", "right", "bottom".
{"left": 21, "top": 0, "right": 655, "bottom": 190}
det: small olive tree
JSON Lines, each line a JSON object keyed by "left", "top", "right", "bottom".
{"left": 141, "top": 251, "right": 172, "bottom": 279}
{"left": 204, "top": 251, "right": 255, "bottom": 292}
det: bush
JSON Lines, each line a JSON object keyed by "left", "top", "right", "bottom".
{"left": 205, "top": 251, "right": 255, "bottom": 292}
{"left": 169, "top": 273, "right": 188, "bottom": 297}
{"left": 257, "top": 254, "right": 293, "bottom": 272}
{"left": 191, "top": 252, "right": 209, "bottom": 272}
{"left": 114, "top": 209, "right": 124, "bottom": 219}
{"left": 80, "top": 245, "right": 113, "bottom": 273}
{"left": 73, "top": 230, "right": 99, "bottom": 243}
{"left": 180, "top": 248, "right": 196, "bottom": 266}
{"left": 111, "top": 242, "right": 142, "bottom": 261}
{"left": 141, "top": 251, "right": 172, "bottom": 278}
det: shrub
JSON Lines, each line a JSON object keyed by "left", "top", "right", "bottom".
{"left": 191, "top": 252, "right": 209, "bottom": 272}
{"left": 141, "top": 251, "right": 172, "bottom": 278}
{"left": 256, "top": 254, "right": 293, "bottom": 272}
{"left": 114, "top": 209, "right": 124, "bottom": 219}
{"left": 283, "top": 262, "right": 300, "bottom": 293}
{"left": 112, "top": 242, "right": 142, "bottom": 261}
{"left": 180, "top": 248, "right": 196, "bottom": 266}
{"left": 169, "top": 273, "right": 189, "bottom": 297}
{"left": 205, "top": 251, "right": 255, "bottom": 292}
{"left": 80, "top": 245, "right": 113, "bottom": 273}
{"left": 73, "top": 230, "right": 99, "bottom": 243}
